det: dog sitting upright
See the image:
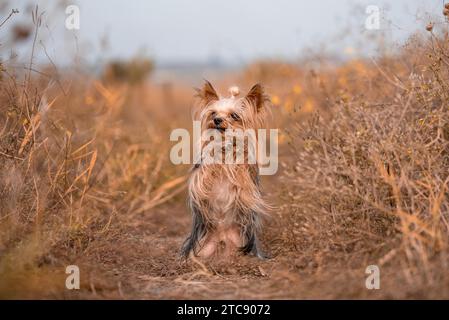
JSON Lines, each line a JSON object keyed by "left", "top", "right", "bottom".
{"left": 181, "top": 81, "right": 270, "bottom": 260}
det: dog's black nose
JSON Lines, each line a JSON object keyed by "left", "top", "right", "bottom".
{"left": 214, "top": 117, "right": 223, "bottom": 126}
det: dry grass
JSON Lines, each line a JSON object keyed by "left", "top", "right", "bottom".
{"left": 279, "top": 31, "right": 449, "bottom": 293}
{"left": 0, "top": 10, "right": 188, "bottom": 295}
{"left": 2, "top": 6, "right": 449, "bottom": 299}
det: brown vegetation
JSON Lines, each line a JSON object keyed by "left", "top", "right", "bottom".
{"left": 1, "top": 7, "right": 449, "bottom": 299}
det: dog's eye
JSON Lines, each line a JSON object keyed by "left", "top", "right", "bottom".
{"left": 210, "top": 111, "right": 216, "bottom": 117}
{"left": 231, "top": 112, "right": 240, "bottom": 121}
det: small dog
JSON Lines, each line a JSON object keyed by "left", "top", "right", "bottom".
{"left": 181, "top": 80, "right": 270, "bottom": 260}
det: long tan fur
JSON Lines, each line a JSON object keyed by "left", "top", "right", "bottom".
{"left": 181, "top": 81, "right": 271, "bottom": 259}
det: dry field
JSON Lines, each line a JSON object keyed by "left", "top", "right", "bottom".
{"left": 1, "top": 7, "right": 449, "bottom": 299}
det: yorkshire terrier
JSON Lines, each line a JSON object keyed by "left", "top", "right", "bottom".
{"left": 181, "top": 80, "right": 270, "bottom": 260}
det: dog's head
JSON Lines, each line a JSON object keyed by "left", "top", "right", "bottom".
{"left": 194, "top": 80, "right": 268, "bottom": 133}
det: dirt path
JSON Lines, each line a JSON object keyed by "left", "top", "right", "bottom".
{"left": 62, "top": 172, "right": 391, "bottom": 300}
{"left": 61, "top": 197, "right": 435, "bottom": 299}
{"left": 73, "top": 196, "right": 289, "bottom": 299}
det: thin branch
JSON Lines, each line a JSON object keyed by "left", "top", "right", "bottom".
{"left": 0, "top": 9, "right": 18, "bottom": 29}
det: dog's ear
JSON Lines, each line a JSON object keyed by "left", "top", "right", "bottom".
{"left": 245, "top": 83, "right": 265, "bottom": 112}
{"left": 195, "top": 80, "right": 219, "bottom": 106}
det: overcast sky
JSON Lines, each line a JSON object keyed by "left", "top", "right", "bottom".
{"left": 2, "top": 0, "right": 446, "bottom": 65}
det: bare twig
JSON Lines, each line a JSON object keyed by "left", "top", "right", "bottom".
{"left": 0, "top": 9, "right": 18, "bottom": 29}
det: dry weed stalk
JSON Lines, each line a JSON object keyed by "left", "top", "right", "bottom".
{"left": 283, "top": 29, "right": 449, "bottom": 284}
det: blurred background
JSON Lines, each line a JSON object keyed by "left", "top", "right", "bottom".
{"left": 1, "top": 0, "right": 445, "bottom": 84}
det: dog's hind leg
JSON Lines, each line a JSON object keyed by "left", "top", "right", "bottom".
{"left": 180, "top": 201, "right": 207, "bottom": 259}
{"left": 240, "top": 212, "right": 270, "bottom": 260}
{"left": 241, "top": 230, "right": 269, "bottom": 260}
